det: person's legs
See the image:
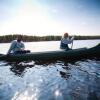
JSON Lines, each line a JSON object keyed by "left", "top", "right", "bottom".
{"left": 14, "top": 51, "right": 22, "bottom": 54}
{"left": 25, "top": 50, "right": 30, "bottom": 53}
{"left": 14, "top": 50, "right": 30, "bottom": 54}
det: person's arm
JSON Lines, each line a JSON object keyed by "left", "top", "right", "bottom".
{"left": 62, "top": 37, "right": 74, "bottom": 44}
{"left": 21, "top": 42, "right": 25, "bottom": 50}
{"left": 7, "top": 41, "right": 16, "bottom": 54}
{"left": 67, "top": 36, "right": 74, "bottom": 44}
{"left": 71, "top": 36, "right": 74, "bottom": 40}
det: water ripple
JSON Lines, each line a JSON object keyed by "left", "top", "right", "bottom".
{"left": 0, "top": 59, "right": 100, "bottom": 100}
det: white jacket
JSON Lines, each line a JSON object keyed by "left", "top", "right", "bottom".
{"left": 61, "top": 37, "right": 74, "bottom": 44}
{"left": 7, "top": 40, "right": 25, "bottom": 54}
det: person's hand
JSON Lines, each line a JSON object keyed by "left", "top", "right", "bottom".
{"left": 20, "top": 48, "right": 24, "bottom": 51}
{"left": 6, "top": 53, "right": 11, "bottom": 56}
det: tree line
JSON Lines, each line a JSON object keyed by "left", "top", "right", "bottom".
{"left": 0, "top": 34, "right": 100, "bottom": 43}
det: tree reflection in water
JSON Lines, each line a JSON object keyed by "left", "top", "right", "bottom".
{"left": 7, "top": 60, "right": 72, "bottom": 80}
{"left": 2, "top": 59, "right": 100, "bottom": 100}
{"left": 8, "top": 61, "right": 35, "bottom": 76}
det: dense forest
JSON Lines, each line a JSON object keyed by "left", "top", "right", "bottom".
{"left": 0, "top": 34, "right": 100, "bottom": 43}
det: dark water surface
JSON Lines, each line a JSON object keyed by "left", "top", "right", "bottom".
{"left": 0, "top": 59, "right": 100, "bottom": 100}
{"left": 0, "top": 40, "right": 100, "bottom": 100}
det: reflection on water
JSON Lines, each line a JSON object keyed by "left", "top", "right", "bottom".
{"left": 0, "top": 40, "right": 100, "bottom": 100}
{"left": 9, "top": 61, "right": 35, "bottom": 77}
{"left": 0, "top": 59, "right": 100, "bottom": 100}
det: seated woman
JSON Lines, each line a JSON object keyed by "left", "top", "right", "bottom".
{"left": 7, "top": 35, "right": 30, "bottom": 55}
{"left": 60, "top": 33, "right": 74, "bottom": 50}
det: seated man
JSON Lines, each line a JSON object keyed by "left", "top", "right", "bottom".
{"left": 7, "top": 35, "right": 30, "bottom": 55}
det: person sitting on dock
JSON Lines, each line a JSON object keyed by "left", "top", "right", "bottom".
{"left": 7, "top": 35, "right": 30, "bottom": 55}
{"left": 60, "top": 33, "right": 74, "bottom": 50}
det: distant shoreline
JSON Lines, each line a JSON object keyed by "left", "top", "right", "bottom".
{"left": 0, "top": 34, "right": 100, "bottom": 43}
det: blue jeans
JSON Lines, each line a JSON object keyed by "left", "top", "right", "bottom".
{"left": 14, "top": 50, "right": 30, "bottom": 54}
{"left": 60, "top": 44, "right": 71, "bottom": 50}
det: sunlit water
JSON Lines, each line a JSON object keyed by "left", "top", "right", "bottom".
{"left": 0, "top": 40, "right": 100, "bottom": 100}
{"left": 0, "top": 40, "right": 100, "bottom": 54}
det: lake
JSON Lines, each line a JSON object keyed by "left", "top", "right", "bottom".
{"left": 0, "top": 39, "right": 100, "bottom": 54}
{"left": 0, "top": 40, "right": 100, "bottom": 100}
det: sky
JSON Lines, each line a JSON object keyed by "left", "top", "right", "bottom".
{"left": 0, "top": 0, "right": 100, "bottom": 36}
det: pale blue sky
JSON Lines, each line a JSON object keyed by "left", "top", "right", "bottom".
{"left": 0, "top": 0, "right": 100, "bottom": 36}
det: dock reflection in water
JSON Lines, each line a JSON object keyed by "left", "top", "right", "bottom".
{"left": 0, "top": 59, "right": 100, "bottom": 100}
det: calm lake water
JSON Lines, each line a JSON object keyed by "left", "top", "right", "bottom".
{"left": 0, "top": 40, "right": 100, "bottom": 100}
